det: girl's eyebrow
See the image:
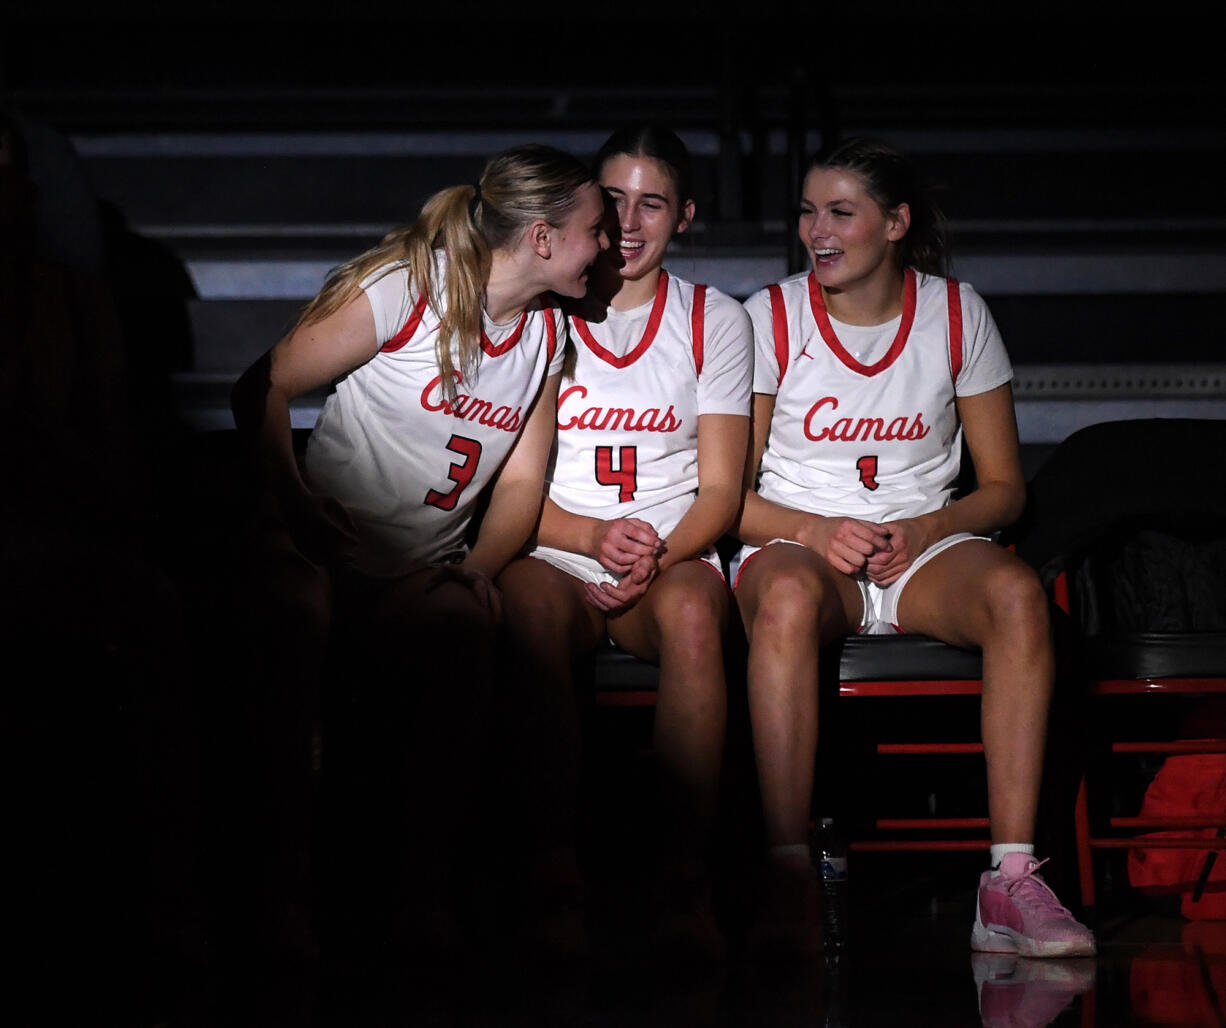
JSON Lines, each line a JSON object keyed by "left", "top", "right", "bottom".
{"left": 605, "top": 186, "right": 670, "bottom": 203}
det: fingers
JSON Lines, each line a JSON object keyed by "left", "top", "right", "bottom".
{"left": 583, "top": 557, "right": 656, "bottom": 614}
{"left": 608, "top": 518, "right": 664, "bottom": 554}
{"left": 422, "top": 564, "right": 466, "bottom": 592}
{"left": 425, "top": 566, "right": 504, "bottom": 619}
{"left": 470, "top": 574, "right": 503, "bottom": 621}
{"left": 618, "top": 517, "right": 663, "bottom": 549}
{"left": 836, "top": 518, "right": 890, "bottom": 556}
{"left": 596, "top": 517, "right": 664, "bottom": 573}
{"left": 583, "top": 581, "right": 623, "bottom": 612}
{"left": 865, "top": 548, "right": 910, "bottom": 586}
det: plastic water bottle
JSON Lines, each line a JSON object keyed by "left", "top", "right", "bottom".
{"left": 813, "top": 816, "right": 849, "bottom": 949}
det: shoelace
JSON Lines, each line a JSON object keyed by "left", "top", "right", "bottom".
{"left": 1003, "top": 857, "right": 1074, "bottom": 917}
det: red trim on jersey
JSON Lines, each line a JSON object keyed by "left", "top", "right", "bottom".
{"left": 380, "top": 291, "right": 430, "bottom": 353}
{"left": 691, "top": 284, "right": 707, "bottom": 377}
{"left": 808, "top": 266, "right": 917, "bottom": 377}
{"left": 767, "top": 283, "right": 789, "bottom": 386}
{"left": 544, "top": 302, "right": 558, "bottom": 365}
{"left": 572, "top": 269, "right": 669, "bottom": 368}
{"left": 691, "top": 552, "right": 728, "bottom": 587}
{"left": 480, "top": 308, "right": 530, "bottom": 357}
{"left": 946, "top": 278, "right": 963, "bottom": 385}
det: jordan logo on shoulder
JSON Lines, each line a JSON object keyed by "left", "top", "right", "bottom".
{"left": 797, "top": 346, "right": 816, "bottom": 362}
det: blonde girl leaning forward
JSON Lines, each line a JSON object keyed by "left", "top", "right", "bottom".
{"left": 733, "top": 138, "right": 1094, "bottom": 958}
{"left": 230, "top": 145, "right": 608, "bottom": 958}
{"left": 498, "top": 126, "right": 752, "bottom": 958}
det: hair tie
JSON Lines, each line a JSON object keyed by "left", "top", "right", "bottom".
{"left": 468, "top": 182, "right": 482, "bottom": 221}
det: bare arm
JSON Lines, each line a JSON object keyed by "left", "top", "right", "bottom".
{"left": 580, "top": 414, "right": 748, "bottom": 614}
{"left": 932, "top": 382, "right": 1026, "bottom": 536}
{"left": 735, "top": 392, "right": 888, "bottom": 573}
{"left": 231, "top": 289, "right": 380, "bottom": 501}
{"left": 657, "top": 413, "right": 748, "bottom": 572}
{"left": 533, "top": 414, "right": 748, "bottom": 578}
{"left": 867, "top": 382, "right": 1025, "bottom": 584}
{"left": 537, "top": 498, "right": 663, "bottom": 575}
{"left": 230, "top": 290, "right": 379, "bottom": 561}
{"left": 462, "top": 371, "right": 562, "bottom": 581}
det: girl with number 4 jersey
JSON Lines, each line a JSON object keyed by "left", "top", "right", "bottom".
{"left": 498, "top": 127, "right": 752, "bottom": 959}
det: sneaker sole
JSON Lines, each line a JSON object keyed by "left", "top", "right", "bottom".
{"left": 971, "top": 921, "right": 1096, "bottom": 958}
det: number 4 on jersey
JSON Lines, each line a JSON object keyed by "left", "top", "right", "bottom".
{"left": 425, "top": 434, "right": 483, "bottom": 511}
{"left": 595, "top": 445, "right": 638, "bottom": 502}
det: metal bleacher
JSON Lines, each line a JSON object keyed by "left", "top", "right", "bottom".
{"left": 11, "top": 58, "right": 1226, "bottom": 444}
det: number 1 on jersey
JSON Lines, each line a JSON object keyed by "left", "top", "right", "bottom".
{"left": 595, "top": 445, "right": 638, "bottom": 502}
{"left": 857, "top": 455, "right": 880, "bottom": 491}
{"left": 425, "top": 434, "right": 483, "bottom": 511}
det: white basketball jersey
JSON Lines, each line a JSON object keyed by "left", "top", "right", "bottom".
{"left": 531, "top": 270, "right": 751, "bottom": 581}
{"left": 305, "top": 260, "right": 564, "bottom": 577}
{"left": 744, "top": 267, "right": 1012, "bottom": 522}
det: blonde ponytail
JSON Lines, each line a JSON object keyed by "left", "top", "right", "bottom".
{"left": 295, "top": 144, "right": 593, "bottom": 397}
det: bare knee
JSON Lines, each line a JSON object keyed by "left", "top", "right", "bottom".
{"left": 747, "top": 563, "right": 830, "bottom": 644}
{"left": 651, "top": 573, "right": 727, "bottom": 658}
{"left": 499, "top": 559, "right": 578, "bottom": 639}
{"left": 249, "top": 547, "right": 332, "bottom": 636}
{"left": 983, "top": 562, "right": 1050, "bottom": 644}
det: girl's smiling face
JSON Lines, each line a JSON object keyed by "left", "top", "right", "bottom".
{"left": 799, "top": 165, "right": 909, "bottom": 296}
{"left": 599, "top": 153, "right": 693, "bottom": 288}
{"left": 543, "top": 181, "right": 610, "bottom": 297}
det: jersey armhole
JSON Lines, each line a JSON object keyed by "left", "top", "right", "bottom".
{"left": 545, "top": 301, "right": 559, "bottom": 365}
{"left": 691, "top": 284, "right": 707, "bottom": 377}
{"left": 380, "top": 290, "right": 430, "bottom": 353}
{"left": 767, "top": 283, "right": 789, "bottom": 386}
{"left": 946, "top": 278, "right": 963, "bottom": 386}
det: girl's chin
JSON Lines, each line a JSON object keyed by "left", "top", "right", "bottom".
{"left": 617, "top": 260, "right": 660, "bottom": 283}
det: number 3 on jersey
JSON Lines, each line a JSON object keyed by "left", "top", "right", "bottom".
{"left": 595, "top": 445, "right": 638, "bottom": 502}
{"left": 425, "top": 434, "right": 483, "bottom": 511}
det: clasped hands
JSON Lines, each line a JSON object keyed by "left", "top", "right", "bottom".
{"left": 799, "top": 514, "right": 934, "bottom": 587}
{"left": 585, "top": 517, "right": 665, "bottom": 614}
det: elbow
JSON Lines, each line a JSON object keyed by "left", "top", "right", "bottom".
{"left": 705, "top": 485, "right": 743, "bottom": 540}
{"left": 231, "top": 351, "right": 276, "bottom": 435}
{"left": 998, "top": 480, "right": 1027, "bottom": 527}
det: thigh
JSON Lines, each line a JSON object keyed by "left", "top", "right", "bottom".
{"left": 348, "top": 564, "right": 495, "bottom": 649}
{"left": 498, "top": 554, "right": 607, "bottom": 657}
{"left": 894, "top": 539, "right": 1044, "bottom": 649}
{"left": 607, "top": 558, "right": 730, "bottom": 663}
{"left": 734, "top": 541, "right": 863, "bottom": 642}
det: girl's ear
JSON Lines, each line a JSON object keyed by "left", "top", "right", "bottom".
{"left": 527, "top": 218, "right": 552, "bottom": 259}
{"left": 675, "top": 199, "right": 696, "bottom": 236}
{"left": 886, "top": 202, "right": 911, "bottom": 243}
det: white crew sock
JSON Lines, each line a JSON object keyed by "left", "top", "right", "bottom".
{"left": 990, "top": 842, "right": 1035, "bottom": 873}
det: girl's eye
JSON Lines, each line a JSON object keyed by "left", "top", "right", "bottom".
{"left": 832, "top": 208, "right": 852, "bottom": 217}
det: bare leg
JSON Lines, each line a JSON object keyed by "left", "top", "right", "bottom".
{"left": 496, "top": 557, "right": 605, "bottom": 950}
{"left": 734, "top": 545, "right": 862, "bottom": 849}
{"left": 606, "top": 560, "right": 731, "bottom": 956}
{"left": 894, "top": 541, "right": 1053, "bottom": 845}
{"left": 497, "top": 557, "right": 605, "bottom": 850}
{"left": 342, "top": 565, "right": 507, "bottom": 951}
{"left": 233, "top": 518, "right": 332, "bottom": 966}
{"left": 609, "top": 561, "right": 730, "bottom": 852}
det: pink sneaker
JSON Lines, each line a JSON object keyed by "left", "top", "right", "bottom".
{"left": 971, "top": 854, "right": 1097, "bottom": 958}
